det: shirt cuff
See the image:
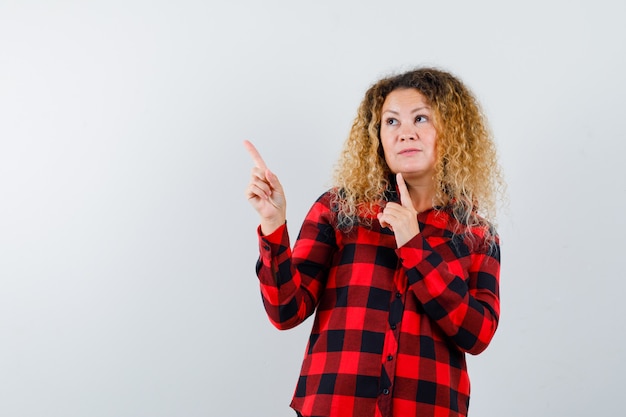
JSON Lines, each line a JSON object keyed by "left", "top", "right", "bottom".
{"left": 257, "top": 223, "right": 288, "bottom": 258}
{"left": 397, "top": 233, "right": 432, "bottom": 269}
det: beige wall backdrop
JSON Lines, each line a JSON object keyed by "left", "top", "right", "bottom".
{"left": 1, "top": 1, "right": 624, "bottom": 416}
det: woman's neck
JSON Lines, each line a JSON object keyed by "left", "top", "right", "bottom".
{"left": 404, "top": 178, "right": 436, "bottom": 212}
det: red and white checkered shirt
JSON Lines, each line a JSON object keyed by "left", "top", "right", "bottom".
{"left": 255, "top": 189, "right": 500, "bottom": 417}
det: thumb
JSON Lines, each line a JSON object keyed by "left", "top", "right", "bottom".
{"left": 396, "top": 173, "right": 415, "bottom": 209}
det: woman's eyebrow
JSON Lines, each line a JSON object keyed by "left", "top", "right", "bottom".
{"left": 382, "top": 106, "right": 430, "bottom": 115}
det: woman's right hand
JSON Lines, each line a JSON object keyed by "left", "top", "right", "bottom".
{"left": 244, "top": 140, "right": 286, "bottom": 235}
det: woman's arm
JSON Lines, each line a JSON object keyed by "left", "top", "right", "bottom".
{"left": 255, "top": 194, "right": 337, "bottom": 330}
{"left": 399, "top": 234, "right": 501, "bottom": 355}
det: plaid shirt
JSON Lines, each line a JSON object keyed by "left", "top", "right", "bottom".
{"left": 255, "top": 187, "right": 500, "bottom": 417}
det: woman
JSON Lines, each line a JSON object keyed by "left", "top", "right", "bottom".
{"left": 244, "top": 67, "right": 503, "bottom": 417}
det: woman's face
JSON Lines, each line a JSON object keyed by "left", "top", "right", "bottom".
{"left": 379, "top": 88, "right": 437, "bottom": 181}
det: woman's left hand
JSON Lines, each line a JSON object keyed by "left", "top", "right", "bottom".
{"left": 377, "top": 173, "right": 421, "bottom": 247}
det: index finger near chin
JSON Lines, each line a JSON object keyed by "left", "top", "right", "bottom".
{"left": 243, "top": 140, "right": 267, "bottom": 170}
{"left": 396, "top": 173, "right": 411, "bottom": 207}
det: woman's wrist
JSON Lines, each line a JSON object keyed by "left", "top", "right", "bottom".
{"left": 260, "top": 217, "right": 286, "bottom": 236}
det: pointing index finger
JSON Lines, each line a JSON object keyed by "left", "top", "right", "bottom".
{"left": 396, "top": 173, "right": 415, "bottom": 209}
{"left": 243, "top": 140, "right": 268, "bottom": 170}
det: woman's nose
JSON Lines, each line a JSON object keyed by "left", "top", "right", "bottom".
{"left": 399, "top": 131, "right": 416, "bottom": 141}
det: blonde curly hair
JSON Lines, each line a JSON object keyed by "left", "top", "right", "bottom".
{"left": 332, "top": 67, "right": 504, "bottom": 242}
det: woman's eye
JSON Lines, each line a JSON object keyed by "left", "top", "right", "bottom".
{"left": 415, "top": 115, "right": 428, "bottom": 123}
{"left": 385, "top": 118, "right": 398, "bottom": 125}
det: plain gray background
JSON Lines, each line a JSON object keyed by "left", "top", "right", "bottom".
{"left": 1, "top": 1, "right": 625, "bottom": 416}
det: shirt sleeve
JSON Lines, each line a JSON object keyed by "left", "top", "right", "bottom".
{"left": 255, "top": 193, "right": 337, "bottom": 330}
{"left": 397, "top": 233, "right": 501, "bottom": 355}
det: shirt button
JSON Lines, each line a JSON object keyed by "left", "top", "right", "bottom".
{"left": 390, "top": 324, "right": 396, "bottom": 330}
{"left": 383, "top": 388, "right": 390, "bottom": 395}
{"left": 263, "top": 245, "right": 270, "bottom": 251}
{"left": 387, "top": 355, "right": 393, "bottom": 361}
{"left": 395, "top": 292, "right": 402, "bottom": 298}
